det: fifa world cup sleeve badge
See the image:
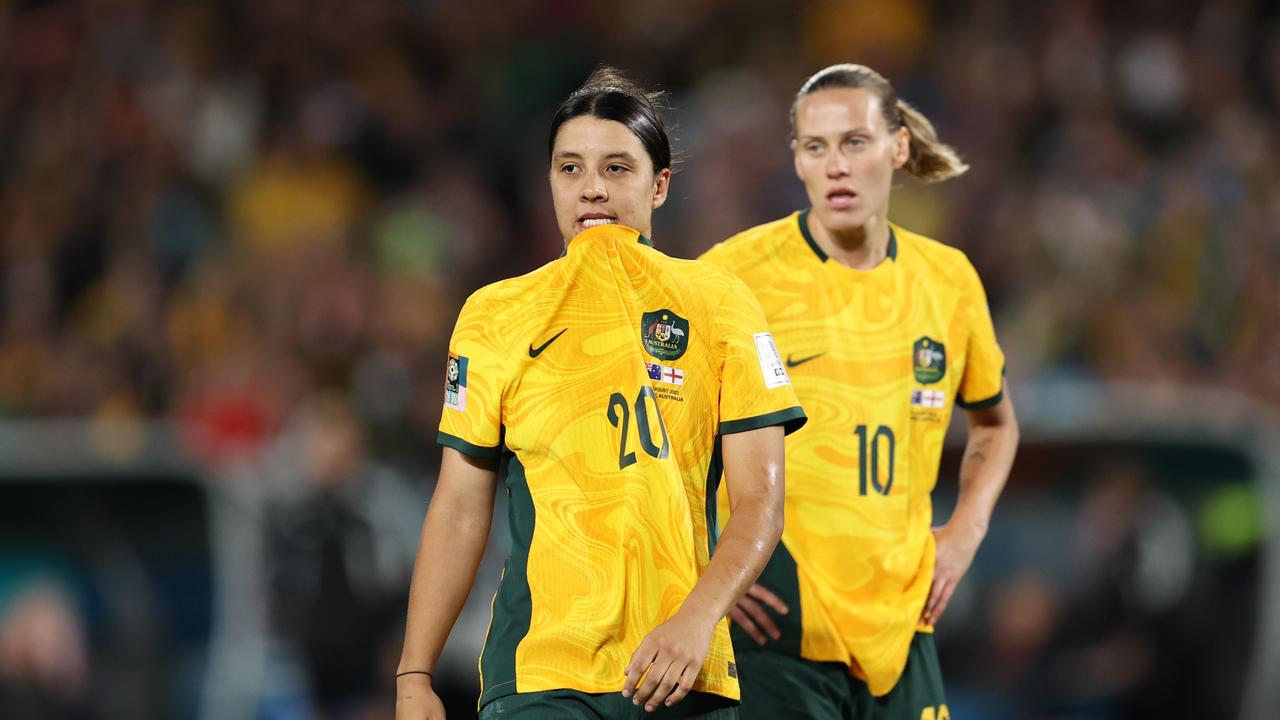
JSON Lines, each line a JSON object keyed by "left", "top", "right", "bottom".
{"left": 444, "top": 352, "right": 469, "bottom": 410}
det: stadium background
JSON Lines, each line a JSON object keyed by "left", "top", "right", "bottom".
{"left": 0, "top": 0, "right": 1277, "bottom": 718}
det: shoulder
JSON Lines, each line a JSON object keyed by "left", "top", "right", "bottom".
{"left": 894, "top": 224, "right": 983, "bottom": 293}
{"left": 453, "top": 259, "right": 564, "bottom": 343}
{"left": 700, "top": 213, "right": 801, "bottom": 276}
{"left": 461, "top": 258, "right": 561, "bottom": 311}
{"left": 638, "top": 251, "right": 763, "bottom": 333}
{"left": 661, "top": 252, "right": 744, "bottom": 285}
{"left": 642, "top": 252, "right": 757, "bottom": 317}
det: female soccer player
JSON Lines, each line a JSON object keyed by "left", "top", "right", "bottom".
{"left": 701, "top": 64, "right": 1020, "bottom": 720}
{"left": 397, "top": 68, "right": 806, "bottom": 720}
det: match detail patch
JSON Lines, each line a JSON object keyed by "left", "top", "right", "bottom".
{"left": 753, "top": 332, "right": 791, "bottom": 389}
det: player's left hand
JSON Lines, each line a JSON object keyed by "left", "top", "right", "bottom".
{"left": 622, "top": 608, "right": 714, "bottom": 713}
{"left": 923, "top": 522, "right": 984, "bottom": 625}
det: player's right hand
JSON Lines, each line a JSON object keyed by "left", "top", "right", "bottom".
{"left": 396, "top": 675, "right": 446, "bottom": 720}
{"left": 623, "top": 607, "right": 715, "bottom": 712}
{"left": 728, "top": 583, "right": 789, "bottom": 645}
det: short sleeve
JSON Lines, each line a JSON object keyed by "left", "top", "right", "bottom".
{"left": 713, "top": 278, "right": 807, "bottom": 435}
{"left": 955, "top": 260, "right": 1006, "bottom": 410}
{"left": 437, "top": 294, "right": 505, "bottom": 458}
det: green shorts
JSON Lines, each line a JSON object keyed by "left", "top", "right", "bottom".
{"left": 735, "top": 633, "right": 948, "bottom": 720}
{"left": 478, "top": 688, "right": 738, "bottom": 720}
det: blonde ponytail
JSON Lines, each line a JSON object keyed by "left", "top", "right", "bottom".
{"left": 897, "top": 99, "right": 968, "bottom": 183}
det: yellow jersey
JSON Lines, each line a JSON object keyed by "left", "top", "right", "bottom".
{"left": 439, "top": 223, "right": 806, "bottom": 707}
{"left": 700, "top": 210, "right": 1004, "bottom": 696}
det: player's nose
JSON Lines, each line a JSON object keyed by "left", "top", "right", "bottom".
{"left": 826, "top": 152, "right": 850, "bottom": 178}
{"left": 580, "top": 179, "right": 607, "bottom": 202}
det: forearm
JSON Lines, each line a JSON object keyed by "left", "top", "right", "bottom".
{"left": 681, "top": 490, "right": 783, "bottom": 627}
{"left": 950, "top": 419, "right": 1018, "bottom": 538}
{"left": 398, "top": 491, "right": 494, "bottom": 673}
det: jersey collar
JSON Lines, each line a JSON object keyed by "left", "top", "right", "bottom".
{"left": 797, "top": 208, "right": 897, "bottom": 264}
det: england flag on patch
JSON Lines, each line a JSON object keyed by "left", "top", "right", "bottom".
{"left": 646, "top": 361, "right": 685, "bottom": 386}
{"left": 911, "top": 389, "right": 945, "bottom": 409}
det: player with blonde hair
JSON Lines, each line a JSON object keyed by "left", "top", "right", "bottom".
{"left": 702, "top": 63, "right": 1019, "bottom": 720}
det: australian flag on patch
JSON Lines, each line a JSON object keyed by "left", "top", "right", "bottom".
{"left": 645, "top": 362, "right": 663, "bottom": 381}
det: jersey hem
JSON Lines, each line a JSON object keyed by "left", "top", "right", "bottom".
{"left": 719, "top": 406, "right": 807, "bottom": 436}
{"left": 479, "top": 682, "right": 740, "bottom": 709}
{"left": 437, "top": 431, "right": 502, "bottom": 459}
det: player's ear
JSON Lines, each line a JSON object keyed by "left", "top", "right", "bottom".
{"left": 651, "top": 167, "right": 671, "bottom": 210}
{"left": 892, "top": 126, "right": 910, "bottom": 169}
{"left": 791, "top": 139, "right": 804, "bottom": 180}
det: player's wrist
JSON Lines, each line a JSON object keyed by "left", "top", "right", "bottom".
{"left": 396, "top": 663, "right": 435, "bottom": 685}
{"left": 674, "top": 595, "right": 723, "bottom": 632}
{"left": 944, "top": 513, "right": 989, "bottom": 547}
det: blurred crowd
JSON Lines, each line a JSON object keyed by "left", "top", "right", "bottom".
{"left": 1, "top": 0, "right": 1276, "bottom": 468}
{"left": 0, "top": 0, "right": 1277, "bottom": 717}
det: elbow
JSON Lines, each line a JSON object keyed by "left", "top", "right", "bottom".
{"left": 763, "top": 503, "right": 784, "bottom": 548}
{"left": 763, "top": 471, "right": 785, "bottom": 546}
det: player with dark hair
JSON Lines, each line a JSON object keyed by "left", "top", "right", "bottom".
{"left": 396, "top": 67, "right": 806, "bottom": 720}
{"left": 701, "top": 63, "right": 1020, "bottom": 720}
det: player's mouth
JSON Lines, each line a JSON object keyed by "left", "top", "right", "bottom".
{"left": 825, "top": 187, "right": 858, "bottom": 210}
{"left": 576, "top": 213, "right": 618, "bottom": 233}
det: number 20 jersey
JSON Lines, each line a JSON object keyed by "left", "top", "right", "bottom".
{"left": 701, "top": 211, "right": 1005, "bottom": 696}
{"left": 438, "top": 224, "right": 805, "bottom": 707}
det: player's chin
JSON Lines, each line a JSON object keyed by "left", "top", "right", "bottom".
{"left": 814, "top": 205, "right": 868, "bottom": 231}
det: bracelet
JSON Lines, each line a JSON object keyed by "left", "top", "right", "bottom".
{"left": 397, "top": 670, "right": 433, "bottom": 679}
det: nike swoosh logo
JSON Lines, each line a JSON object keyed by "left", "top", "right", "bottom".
{"left": 785, "top": 352, "right": 826, "bottom": 368}
{"left": 529, "top": 328, "right": 568, "bottom": 358}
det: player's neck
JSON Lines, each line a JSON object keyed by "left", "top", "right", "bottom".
{"left": 809, "top": 213, "right": 891, "bottom": 270}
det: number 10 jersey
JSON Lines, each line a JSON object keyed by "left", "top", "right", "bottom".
{"left": 701, "top": 211, "right": 1006, "bottom": 697}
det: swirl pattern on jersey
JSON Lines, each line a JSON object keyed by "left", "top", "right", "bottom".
{"left": 703, "top": 211, "right": 1004, "bottom": 696}
{"left": 441, "top": 224, "right": 805, "bottom": 705}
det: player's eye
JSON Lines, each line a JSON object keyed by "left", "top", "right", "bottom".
{"left": 606, "top": 164, "right": 630, "bottom": 174}
{"left": 560, "top": 163, "right": 580, "bottom": 174}
{"left": 844, "top": 137, "right": 866, "bottom": 150}
{"left": 805, "top": 142, "right": 824, "bottom": 155}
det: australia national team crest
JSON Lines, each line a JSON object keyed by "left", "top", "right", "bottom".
{"left": 913, "top": 337, "right": 946, "bottom": 384}
{"left": 641, "top": 309, "right": 689, "bottom": 360}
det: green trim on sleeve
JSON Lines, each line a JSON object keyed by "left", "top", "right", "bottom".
{"left": 719, "top": 406, "right": 807, "bottom": 437}
{"left": 957, "top": 388, "right": 1004, "bottom": 411}
{"left": 437, "top": 431, "right": 501, "bottom": 459}
{"left": 956, "top": 365, "right": 1007, "bottom": 411}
